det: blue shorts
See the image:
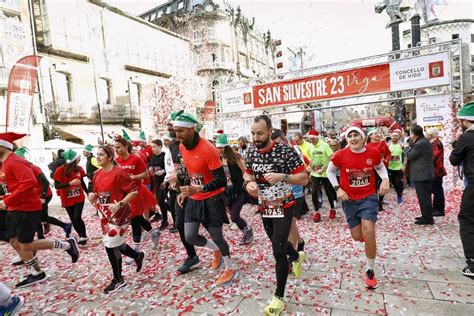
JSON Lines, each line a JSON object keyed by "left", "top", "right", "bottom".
{"left": 341, "top": 194, "right": 379, "bottom": 229}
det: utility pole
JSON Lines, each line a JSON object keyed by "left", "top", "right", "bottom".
{"left": 288, "top": 47, "right": 305, "bottom": 70}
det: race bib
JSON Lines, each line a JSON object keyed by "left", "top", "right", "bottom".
{"left": 260, "top": 199, "right": 284, "bottom": 218}
{"left": 349, "top": 171, "right": 370, "bottom": 187}
{"left": 66, "top": 188, "right": 80, "bottom": 198}
{"left": 391, "top": 155, "right": 400, "bottom": 162}
{"left": 190, "top": 174, "right": 203, "bottom": 186}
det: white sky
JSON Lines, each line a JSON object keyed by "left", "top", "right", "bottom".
{"left": 111, "top": 0, "right": 472, "bottom": 67}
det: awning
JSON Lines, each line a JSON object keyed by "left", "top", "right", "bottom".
{"left": 55, "top": 124, "right": 139, "bottom": 146}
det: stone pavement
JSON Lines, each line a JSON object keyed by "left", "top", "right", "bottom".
{"left": 1, "top": 187, "right": 474, "bottom": 315}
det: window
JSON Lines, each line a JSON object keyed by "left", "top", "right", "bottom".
{"left": 98, "top": 78, "right": 113, "bottom": 105}
{"left": 208, "top": 27, "right": 215, "bottom": 39}
{"left": 193, "top": 30, "right": 200, "bottom": 40}
{"left": 429, "top": 37, "right": 436, "bottom": 44}
{"left": 55, "top": 72, "right": 73, "bottom": 104}
{"left": 150, "top": 11, "right": 157, "bottom": 21}
{"left": 178, "top": 1, "right": 184, "bottom": 10}
{"left": 166, "top": 6, "right": 171, "bottom": 14}
{"left": 471, "top": 55, "right": 474, "bottom": 63}
{"left": 452, "top": 34, "right": 459, "bottom": 40}
{"left": 471, "top": 34, "right": 474, "bottom": 43}
{"left": 211, "top": 80, "right": 219, "bottom": 101}
{"left": 211, "top": 53, "right": 217, "bottom": 63}
{"left": 130, "top": 82, "right": 141, "bottom": 107}
{"left": 157, "top": 11, "right": 163, "bottom": 18}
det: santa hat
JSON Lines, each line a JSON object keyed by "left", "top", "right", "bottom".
{"left": 345, "top": 125, "right": 365, "bottom": 138}
{"left": 62, "top": 149, "right": 80, "bottom": 164}
{"left": 14, "top": 147, "right": 29, "bottom": 159}
{"left": 83, "top": 144, "right": 93, "bottom": 153}
{"left": 457, "top": 101, "right": 474, "bottom": 121}
{"left": 215, "top": 134, "right": 229, "bottom": 148}
{"left": 0, "top": 132, "right": 26, "bottom": 150}
{"left": 307, "top": 130, "right": 319, "bottom": 137}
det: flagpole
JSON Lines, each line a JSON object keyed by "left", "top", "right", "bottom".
{"left": 91, "top": 58, "right": 105, "bottom": 144}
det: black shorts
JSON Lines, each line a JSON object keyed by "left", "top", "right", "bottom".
{"left": 293, "top": 197, "right": 305, "bottom": 218}
{"left": 185, "top": 193, "right": 229, "bottom": 228}
{"left": 0, "top": 210, "right": 15, "bottom": 242}
{"left": 9, "top": 210, "right": 42, "bottom": 244}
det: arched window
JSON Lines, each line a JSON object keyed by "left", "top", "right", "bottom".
{"left": 55, "top": 71, "right": 73, "bottom": 104}
{"left": 211, "top": 80, "right": 219, "bottom": 101}
{"left": 130, "top": 82, "right": 141, "bottom": 107}
{"left": 98, "top": 78, "right": 113, "bottom": 105}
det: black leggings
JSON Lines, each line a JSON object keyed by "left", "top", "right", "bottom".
{"left": 388, "top": 169, "right": 404, "bottom": 195}
{"left": 184, "top": 222, "right": 230, "bottom": 257}
{"left": 311, "top": 176, "right": 336, "bottom": 211}
{"left": 262, "top": 206, "right": 298, "bottom": 298}
{"left": 375, "top": 173, "right": 384, "bottom": 206}
{"left": 230, "top": 191, "right": 257, "bottom": 230}
{"left": 65, "top": 202, "right": 87, "bottom": 238}
{"left": 155, "top": 182, "right": 169, "bottom": 224}
{"left": 105, "top": 243, "right": 140, "bottom": 280}
{"left": 36, "top": 195, "right": 67, "bottom": 239}
{"left": 131, "top": 215, "right": 153, "bottom": 243}
{"left": 167, "top": 187, "right": 177, "bottom": 223}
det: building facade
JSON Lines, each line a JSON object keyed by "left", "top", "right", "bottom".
{"left": 140, "top": 0, "right": 277, "bottom": 122}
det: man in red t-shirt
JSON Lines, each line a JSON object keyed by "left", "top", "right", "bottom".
{"left": 327, "top": 126, "right": 389, "bottom": 290}
{"left": 0, "top": 133, "right": 79, "bottom": 288}
{"left": 172, "top": 111, "right": 237, "bottom": 287}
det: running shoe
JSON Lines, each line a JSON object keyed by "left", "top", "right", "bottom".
{"left": 104, "top": 278, "right": 126, "bottom": 294}
{"left": 177, "top": 256, "right": 200, "bottom": 274}
{"left": 159, "top": 221, "right": 169, "bottom": 231}
{"left": 239, "top": 227, "right": 254, "bottom": 245}
{"left": 151, "top": 229, "right": 161, "bottom": 249}
{"left": 66, "top": 237, "right": 80, "bottom": 263}
{"left": 365, "top": 269, "right": 378, "bottom": 289}
{"left": 1, "top": 295, "right": 24, "bottom": 315}
{"left": 77, "top": 237, "right": 88, "bottom": 246}
{"left": 329, "top": 209, "right": 336, "bottom": 220}
{"left": 168, "top": 225, "right": 178, "bottom": 233}
{"left": 15, "top": 272, "right": 47, "bottom": 288}
{"left": 216, "top": 269, "right": 237, "bottom": 286}
{"left": 135, "top": 251, "right": 146, "bottom": 273}
{"left": 229, "top": 222, "right": 239, "bottom": 230}
{"left": 126, "top": 245, "right": 140, "bottom": 264}
{"left": 11, "top": 259, "right": 24, "bottom": 267}
{"left": 397, "top": 194, "right": 403, "bottom": 204}
{"left": 461, "top": 266, "right": 474, "bottom": 278}
{"left": 292, "top": 251, "right": 305, "bottom": 278}
{"left": 263, "top": 295, "right": 285, "bottom": 316}
{"left": 312, "top": 212, "right": 321, "bottom": 223}
{"left": 63, "top": 223, "right": 73, "bottom": 238}
{"left": 140, "top": 231, "right": 149, "bottom": 242}
{"left": 211, "top": 250, "right": 222, "bottom": 270}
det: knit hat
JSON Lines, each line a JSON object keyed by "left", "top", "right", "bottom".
{"left": 307, "top": 130, "right": 319, "bottom": 137}
{"left": 83, "top": 144, "right": 93, "bottom": 153}
{"left": 366, "top": 127, "right": 379, "bottom": 136}
{"left": 122, "top": 129, "right": 132, "bottom": 142}
{"left": 345, "top": 125, "right": 365, "bottom": 138}
{"left": 0, "top": 132, "right": 26, "bottom": 150}
{"left": 14, "top": 147, "right": 29, "bottom": 159}
{"left": 457, "top": 101, "right": 474, "bottom": 121}
{"left": 213, "top": 129, "right": 224, "bottom": 137}
{"left": 62, "top": 149, "right": 80, "bottom": 164}
{"left": 215, "top": 134, "right": 229, "bottom": 148}
{"left": 172, "top": 111, "right": 200, "bottom": 129}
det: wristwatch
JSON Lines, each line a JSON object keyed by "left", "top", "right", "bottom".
{"left": 283, "top": 174, "right": 289, "bottom": 183}
{"left": 119, "top": 201, "right": 125, "bottom": 207}
{"left": 334, "top": 185, "right": 340, "bottom": 191}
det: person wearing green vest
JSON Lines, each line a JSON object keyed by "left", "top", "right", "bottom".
{"left": 308, "top": 130, "right": 337, "bottom": 222}
{"left": 388, "top": 130, "right": 404, "bottom": 204}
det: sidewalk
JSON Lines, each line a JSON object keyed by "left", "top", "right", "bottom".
{"left": 1, "top": 188, "right": 473, "bottom": 315}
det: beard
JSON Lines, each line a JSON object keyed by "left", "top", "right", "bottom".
{"left": 254, "top": 136, "right": 271, "bottom": 149}
{"left": 461, "top": 124, "right": 467, "bottom": 132}
{"left": 168, "top": 130, "right": 177, "bottom": 138}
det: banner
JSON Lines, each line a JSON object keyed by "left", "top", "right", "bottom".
{"left": 415, "top": 94, "right": 451, "bottom": 137}
{"left": 220, "top": 52, "right": 451, "bottom": 112}
{"left": 6, "top": 55, "right": 42, "bottom": 133}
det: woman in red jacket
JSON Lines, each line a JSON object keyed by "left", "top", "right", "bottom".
{"left": 89, "top": 145, "right": 145, "bottom": 294}
{"left": 114, "top": 136, "right": 160, "bottom": 255}
{"left": 53, "top": 149, "right": 88, "bottom": 245}
{"left": 366, "top": 128, "right": 391, "bottom": 211}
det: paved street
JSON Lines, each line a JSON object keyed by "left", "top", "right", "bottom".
{"left": 1, "top": 187, "right": 474, "bottom": 315}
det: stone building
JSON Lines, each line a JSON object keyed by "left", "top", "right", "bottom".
{"left": 140, "top": 0, "right": 277, "bottom": 123}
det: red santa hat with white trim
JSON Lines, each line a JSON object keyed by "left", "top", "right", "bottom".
{"left": 0, "top": 132, "right": 26, "bottom": 150}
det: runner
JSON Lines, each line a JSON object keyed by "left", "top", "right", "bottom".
{"left": 215, "top": 133, "right": 254, "bottom": 245}
{"left": 0, "top": 132, "right": 79, "bottom": 288}
{"left": 83, "top": 144, "right": 99, "bottom": 192}
{"left": 162, "top": 132, "right": 177, "bottom": 232}
{"left": 308, "top": 130, "right": 337, "bottom": 222}
{"left": 327, "top": 125, "right": 389, "bottom": 289}
{"left": 172, "top": 111, "right": 237, "bottom": 285}
{"left": 365, "top": 127, "right": 391, "bottom": 211}
{"left": 244, "top": 116, "right": 308, "bottom": 315}
{"left": 89, "top": 145, "right": 146, "bottom": 294}
{"left": 148, "top": 139, "right": 170, "bottom": 230}
{"left": 0, "top": 281, "right": 24, "bottom": 314}
{"left": 53, "top": 149, "right": 88, "bottom": 246}
{"left": 114, "top": 136, "right": 160, "bottom": 253}
{"left": 388, "top": 130, "right": 405, "bottom": 204}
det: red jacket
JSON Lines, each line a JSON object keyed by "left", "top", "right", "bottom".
{"left": 366, "top": 141, "right": 391, "bottom": 167}
{"left": 1, "top": 153, "right": 42, "bottom": 211}
{"left": 432, "top": 138, "right": 447, "bottom": 177}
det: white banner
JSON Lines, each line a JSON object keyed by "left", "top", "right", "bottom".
{"left": 7, "top": 92, "right": 33, "bottom": 134}
{"left": 390, "top": 52, "right": 450, "bottom": 91}
{"left": 415, "top": 94, "right": 451, "bottom": 137}
{"left": 220, "top": 86, "right": 253, "bottom": 114}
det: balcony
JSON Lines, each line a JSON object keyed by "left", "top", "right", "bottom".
{"left": 196, "top": 61, "right": 235, "bottom": 74}
{"left": 0, "top": 0, "right": 21, "bottom": 15}
{"left": 0, "top": 66, "right": 9, "bottom": 89}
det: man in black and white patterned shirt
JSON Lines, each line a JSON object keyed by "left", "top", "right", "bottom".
{"left": 244, "top": 115, "right": 308, "bottom": 316}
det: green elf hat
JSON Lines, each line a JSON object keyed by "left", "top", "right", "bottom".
{"left": 457, "top": 101, "right": 474, "bottom": 121}
{"left": 122, "top": 129, "right": 132, "bottom": 142}
{"left": 138, "top": 131, "right": 146, "bottom": 142}
{"left": 83, "top": 144, "right": 93, "bottom": 153}
{"left": 14, "top": 147, "right": 29, "bottom": 159}
{"left": 366, "top": 127, "right": 379, "bottom": 136}
{"left": 172, "top": 111, "right": 203, "bottom": 132}
{"left": 62, "top": 149, "right": 80, "bottom": 164}
{"left": 215, "top": 134, "right": 229, "bottom": 148}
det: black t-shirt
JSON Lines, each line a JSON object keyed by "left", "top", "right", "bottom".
{"left": 148, "top": 152, "right": 166, "bottom": 184}
{"left": 245, "top": 141, "right": 304, "bottom": 209}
